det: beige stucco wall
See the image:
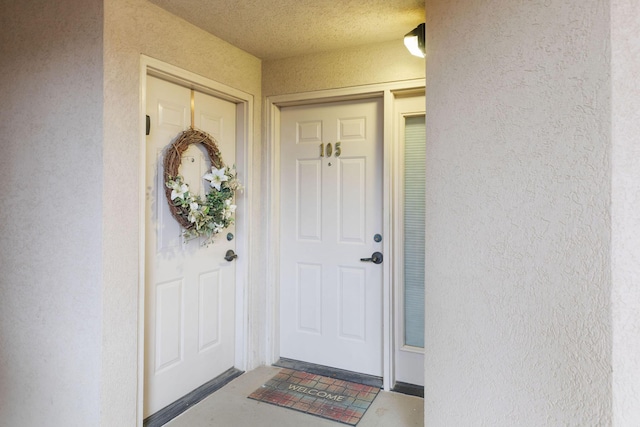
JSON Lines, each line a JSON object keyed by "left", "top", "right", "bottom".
{"left": 102, "top": 0, "right": 262, "bottom": 424}
{"left": 0, "top": 1, "right": 104, "bottom": 425}
{"left": 424, "top": 0, "right": 612, "bottom": 425}
{"left": 6, "top": 0, "right": 638, "bottom": 425}
{"left": 262, "top": 40, "right": 425, "bottom": 96}
{"left": 612, "top": 0, "right": 640, "bottom": 424}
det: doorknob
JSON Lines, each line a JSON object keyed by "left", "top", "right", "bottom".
{"left": 224, "top": 249, "right": 238, "bottom": 262}
{"left": 360, "top": 251, "right": 383, "bottom": 264}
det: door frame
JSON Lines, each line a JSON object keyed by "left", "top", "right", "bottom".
{"left": 137, "top": 55, "right": 253, "bottom": 424}
{"left": 265, "top": 79, "right": 424, "bottom": 391}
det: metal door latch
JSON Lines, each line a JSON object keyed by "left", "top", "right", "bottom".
{"left": 224, "top": 249, "right": 238, "bottom": 262}
{"left": 360, "top": 251, "right": 383, "bottom": 264}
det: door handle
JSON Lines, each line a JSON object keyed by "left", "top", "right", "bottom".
{"left": 360, "top": 251, "right": 383, "bottom": 264}
{"left": 224, "top": 249, "right": 238, "bottom": 262}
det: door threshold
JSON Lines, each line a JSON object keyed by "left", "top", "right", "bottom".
{"left": 391, "top": 381, "right": 424, "bottom": 398}
{"left": 273, "top": 357, "right": 382, "bottom": 389}
{"left": 143, "top": 367, "right": 244, "bottom": 427}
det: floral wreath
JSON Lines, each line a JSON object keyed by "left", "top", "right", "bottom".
{"left": 163, "top": 128, "right": 242, "bottom": 244}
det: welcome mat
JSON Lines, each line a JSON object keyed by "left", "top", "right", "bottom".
{"left": 248, "top": 368, "right": 380, "bottom": 425}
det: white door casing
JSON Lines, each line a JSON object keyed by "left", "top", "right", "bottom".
{"left": 144, "top": 75, "right": 237, "bottom": 416}
{"left": 279, "top": 98, "right": 384, "bottom": 376}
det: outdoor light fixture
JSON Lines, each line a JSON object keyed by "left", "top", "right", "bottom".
{"left": 404, "top": 23, "right": 425, "bottom": 58}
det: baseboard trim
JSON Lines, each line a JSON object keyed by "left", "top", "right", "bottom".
{"left": 274, "top": 357, "right": 383, "bottom": 389}
{"left": 143, "top": 367, "right": 244, "bottom": 427}
{"left": 391, "top": 381, "right": 424, "bottom": 398}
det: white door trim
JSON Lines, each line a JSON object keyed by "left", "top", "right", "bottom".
{"left": 265, "top": 79, "right": 424, "bottom": 391}
{"left": 137, "top": 55, "right": 253, "bottom": 425}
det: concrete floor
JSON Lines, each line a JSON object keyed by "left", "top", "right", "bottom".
{"left": 165, "top": 366, "right": 424, "bottom": 427}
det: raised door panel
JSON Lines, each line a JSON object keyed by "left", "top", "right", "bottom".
{"left": 155, "top": 279, "right": 184, "bottom": 372}
{"left": 296, "top": 263, "right": 323, "bottom": 334}
{"left": 338, "top": 158, "right": 366, "bottom": 243}
{"left": 297, "top": 160, "right": 322, "bottom": 241}
{"left": 198, "top": 270, "right": 221, "bottom": 352}
{"left": 338, "top": 267, "right": 366, "bottom": 341}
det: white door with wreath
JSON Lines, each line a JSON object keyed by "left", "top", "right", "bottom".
{"left": 144, "top": 75, "right": 240, "bottom": 416}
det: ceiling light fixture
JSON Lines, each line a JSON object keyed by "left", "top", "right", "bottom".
{"left": 404, "top": 23, "right": 425, "bottom": 58}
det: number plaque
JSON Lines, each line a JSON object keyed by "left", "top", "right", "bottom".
{"left": 318, "top": 142, "right": 342, "bottom": 159}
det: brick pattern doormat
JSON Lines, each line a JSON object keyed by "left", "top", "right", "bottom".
{"left": 248, "top": 368, "right": 380, "bottom": 425}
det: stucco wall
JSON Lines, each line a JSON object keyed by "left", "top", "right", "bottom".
{"left": 0, "top": 1, "right": 104, "bottom": 425}
{"left": 262, "top": 40, "right": 425, "bottom": 96}
{"left": 612, "top": 0, "right": 640, "bottom": 424}
{"left": 103, "top": 0, "right": 262, "bottom": 424}
{"left": 424, "top": 1, "right": 611, "bottom": 425}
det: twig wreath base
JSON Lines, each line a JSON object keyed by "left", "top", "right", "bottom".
{"left": 163, "top": 128, "right": 241, "bottom": 243}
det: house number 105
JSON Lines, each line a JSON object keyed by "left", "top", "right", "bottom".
{"left": 319, "top": 142, "right": 341, "bottom": 158}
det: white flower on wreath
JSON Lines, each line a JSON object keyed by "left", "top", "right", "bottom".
{"left": 203, "top": 166, "right": 228, "bottom": 191}
{"left": 169, "top": 180, "right": 189, "bottom": 200}
{"left": 165, "top": 164, "right": 241, "bottom": 245}
{"left": 188, "top": 202, "right": 199, "bottom": 223}
{"left": 223, "top": 199, "right": 236, "bottom": 219}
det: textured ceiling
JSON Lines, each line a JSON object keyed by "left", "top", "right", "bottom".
{"left": 148, "top": 0, "right": 425, "bottom": 60}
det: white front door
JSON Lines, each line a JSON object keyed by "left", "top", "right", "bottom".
{"left": 144, "top": 75, "right": 237, "bottom": 416}
{"left": 279, "top": 98, "right": 383, "bottom": 376}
